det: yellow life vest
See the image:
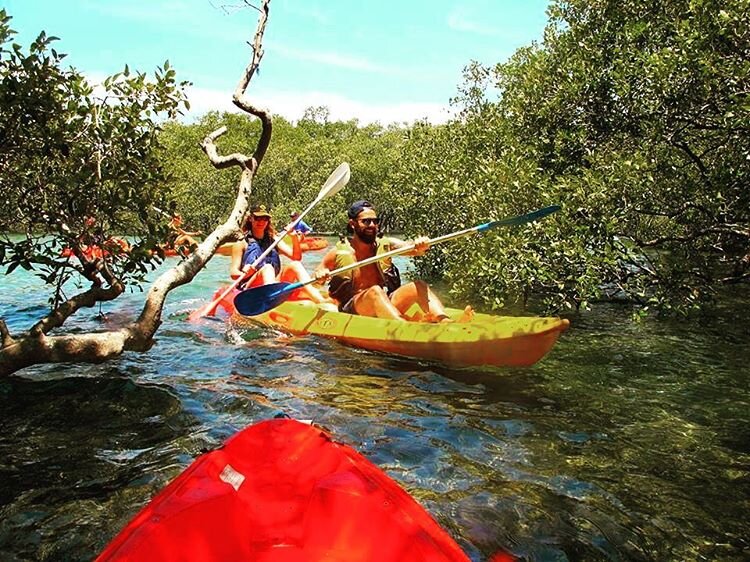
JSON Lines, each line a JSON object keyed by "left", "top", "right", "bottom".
{"left": 333, "top": 237, "right": 394, "bottom": 283}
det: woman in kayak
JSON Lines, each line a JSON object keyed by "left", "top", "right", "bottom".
{"left": 230, "top": 205, "right": 329, "bottom": 304}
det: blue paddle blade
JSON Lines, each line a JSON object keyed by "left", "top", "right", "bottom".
{"left": 234, "top": 282, "right": 295, "bottom": 316}
{"left": 479, "top": 205, "right": 561, "bottom": 231}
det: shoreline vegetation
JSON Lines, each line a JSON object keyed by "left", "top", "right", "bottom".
{"left": 2, "top": 0, "right": 748, "bottom": 376}
{"left": 122, "top": 1, "right": 750, "bottom": 315}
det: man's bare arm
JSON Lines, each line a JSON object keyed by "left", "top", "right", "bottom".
{"left": 389, "top": 236, "right": 429, "bottom": 257}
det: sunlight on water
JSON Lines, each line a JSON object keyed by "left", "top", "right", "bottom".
{"left": 0, "top": 240, "right": 748, "bottom": 561}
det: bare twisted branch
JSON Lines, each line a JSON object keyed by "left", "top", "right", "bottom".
{"left": 233, "top": 0, "right": 272, "bottom": 166}
{"left": 127, "top": 0, "right": 272, "bottom": 351}
{"left": 201, "top": 126, "right": 254, "bottom": 170}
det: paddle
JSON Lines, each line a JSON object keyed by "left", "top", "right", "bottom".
{"left": 152, "top": 205, "right": 171, "bottom": 218}
{"left": 152, "top": 206, "right": 203, "bottom": 240}
{"left": 189, "top": 162, "right": 352, "bottom": 320}
{"left": 234, "top": 205, "right": 561, "bottom": 317}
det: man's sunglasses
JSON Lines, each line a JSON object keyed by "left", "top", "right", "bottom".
{"left": 358, "top": 217, "right": 380, "bottom": 226}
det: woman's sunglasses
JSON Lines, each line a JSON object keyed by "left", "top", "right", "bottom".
{"left": 358, "top": 217, "right": 380, "bottom": 226}
{"left": 252, "top": 215, "right": 270, "bottom": 222}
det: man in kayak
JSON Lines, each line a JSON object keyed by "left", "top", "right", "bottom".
{"left": 287, "top": 211, "right": 313, "bottom": 235}
{"left": 168, "top": 213, "right": 202, "bottom": 248}
{"left": 315, "top": 200, "right": 472, "bottom": 322}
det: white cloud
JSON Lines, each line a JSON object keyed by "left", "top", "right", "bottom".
{"left": 269, "top": 44, "right": 396, "bottom": 75}
{"left": 81, "top": 66, "right": 453, "bottom": 126}
{"left": 447, "top": 7, "right": 502, "bottom": 37}
{"left": 183, "top": 85, "right": 454, "bottom": 125}
{"left": 265, "top": 90, "right": 454, "bottom": 125}
{"left": 183, "top": 85, "right": 238, "bottom": 116}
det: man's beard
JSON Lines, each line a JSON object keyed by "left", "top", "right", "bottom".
{"left": 355, "top": 226, "right": 377, "bottom": 244}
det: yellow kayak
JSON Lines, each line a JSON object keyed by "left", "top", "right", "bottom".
{"left": 231, "top": 301, "right": 569, "bottom": 367}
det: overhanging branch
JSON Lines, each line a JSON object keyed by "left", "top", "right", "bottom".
{"left": 30, "top": 282, "right": 124, "bottom": 336}
{"left": 1, "top": 0, "right": 274, "bottom": 377}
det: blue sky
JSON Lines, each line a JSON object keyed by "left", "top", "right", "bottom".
{"left": 5, "top": 0, "right": 551, "bottom": 124}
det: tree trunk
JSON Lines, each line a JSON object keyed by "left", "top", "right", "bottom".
{"left": 0, "top": 0, "right": 273, "bottom": 377}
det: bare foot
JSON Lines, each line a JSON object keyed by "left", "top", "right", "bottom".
{"left": 412, "top": 308, "right": 473, "bottom": 323}
{"left": 456, "top": 305, "right": 475, "bottom": 323}
{"left": 422, "top": 312, "right": 451, "bottom": 323}
{"left": 423, "top": 306, "right": 475, "bottom": 323}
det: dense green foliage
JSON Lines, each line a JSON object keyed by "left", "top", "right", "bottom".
{"left": 3, "top": 1, "right": 747, "bottom": 314}
{"left": 0, "top": 10, "right": 189, "bottom": 305}
{"left": 160, "top": 107, "right": 407, "bottom": 236}
{"left": 390, "top": 0, "right": 749, "bottom": 313}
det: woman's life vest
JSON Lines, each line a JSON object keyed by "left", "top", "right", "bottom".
{"left": 241, "top": 235, "right": 281, "bottom": 275}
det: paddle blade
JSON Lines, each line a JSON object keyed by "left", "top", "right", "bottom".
{"left": 188, "top": 301, "right": 217, "bottom": 322}
{"left": 317, "top": 162, "right": 351, "bottom": 200}
{"left": 481, "top": 205, "right": 561, "bottom": 231}
{"left": 234, "top": 282, "right": 295, "bottom": 317}
{"left": 188, "top": 275, "right": 246, "bottom": 321}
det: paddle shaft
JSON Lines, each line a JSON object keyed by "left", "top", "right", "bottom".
{"left": 191, "top": 163, "right": 351, "bottom": 319}
{"left": 233, "top": 205, "right": 561, "bottom": 316}
{"left": 283, "top": 206, "right": 560, "bottom": 294}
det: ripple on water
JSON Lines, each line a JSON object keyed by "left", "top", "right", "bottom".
{"left": 2, "top": 245, "right": 750, "bottom": 561}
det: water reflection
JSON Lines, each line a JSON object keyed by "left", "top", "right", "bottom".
{"left": 0, "top": 376, "right": 197, "bottom": 560}
{"left": 0, "top": 246, "right": 748, "bottom": 561}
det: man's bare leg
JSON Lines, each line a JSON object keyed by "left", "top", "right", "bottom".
{"left": 353, "top": 286, "right": 405, "bottom": 320}
{"left": 390, "top": 281, "right": 448, "bottom": 321}
{"left": 391, "top": 281, "right": 474, "bottom": 322}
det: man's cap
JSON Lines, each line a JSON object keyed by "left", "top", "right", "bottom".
{"left": 347, "top": 200, "right": 374, "bottom": 220}
{"left": 290, "top": 211, "right": 299, "bottom": 217}
{"left": 250, "top": 204, "right": 271, "bottom": 218}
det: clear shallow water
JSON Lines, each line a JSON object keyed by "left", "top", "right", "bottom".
{"left": 0, "top": 242, "right": 748, "bottom": 561}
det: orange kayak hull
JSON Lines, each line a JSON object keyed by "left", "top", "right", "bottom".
{"left": 97, "top": 419, "right": 470, "bottom": 562}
